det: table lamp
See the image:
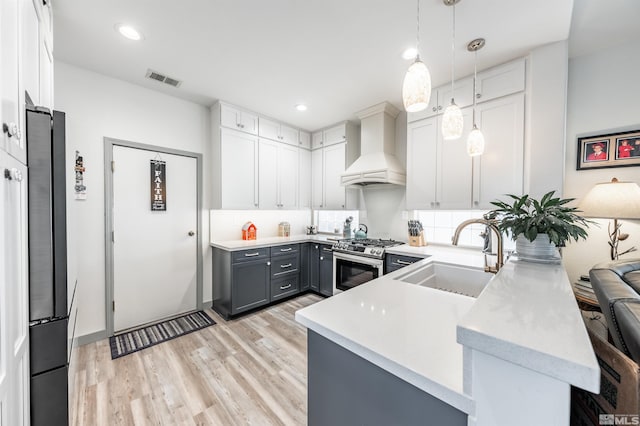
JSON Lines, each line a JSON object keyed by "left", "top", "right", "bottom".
{"left": 578, "top": 178, "right": 640, "bottom": 260}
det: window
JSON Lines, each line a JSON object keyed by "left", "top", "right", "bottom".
{"left": 315, "top": 210, "right": 360, "bottom": 236}
{"left": 416, "top": 210, "right": 515, "bottom": 251}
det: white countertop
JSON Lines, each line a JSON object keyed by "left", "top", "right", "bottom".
{"left": 210, "top": 234, "right": 337, "bottom": 250}
{"left": 296, "top": 277, "right": 477, "bottom": 414}
{"left": 456, "top": 256, "right": 600, "bottom": 393}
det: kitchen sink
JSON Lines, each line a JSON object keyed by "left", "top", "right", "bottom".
{"left": 394, "top": 262, "right": 493, "bottom": 298}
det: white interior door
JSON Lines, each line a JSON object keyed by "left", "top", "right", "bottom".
{"left": 112, "top": 145, "right": 198, "bottom": 332}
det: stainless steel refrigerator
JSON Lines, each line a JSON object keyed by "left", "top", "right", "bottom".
{"left": 26, "top": 105, "right": 68, "bottom": 426}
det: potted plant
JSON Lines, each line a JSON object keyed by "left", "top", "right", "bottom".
{"left": 486, "top": 191, "right": 592, "bottom": 260}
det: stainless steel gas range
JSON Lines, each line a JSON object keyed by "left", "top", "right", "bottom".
{"left": 331, "top": 238, "right": 404, "bottom": 294}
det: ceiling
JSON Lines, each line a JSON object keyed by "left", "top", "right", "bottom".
{"left": 52, "top": 0, "right": 640, "bottom": 132}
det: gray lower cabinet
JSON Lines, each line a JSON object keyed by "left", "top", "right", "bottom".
{"left": 318, "top": 244, "right": 334, "bottom": 297}
{"left": 307, "top": 330, "right": 466, "bottom": 425}
{"left": 385, "top": 253, "right": 421, "bottom": 274}
{"left": 309, "top": 244, "right": 320, "bottom": 292}
{"left": 213, "top": 244, "right": 305, "bottom": 319}
{"left": 300, "top": 243, "right": 310, "bottom": 291}
{"left": 231, "top": 258, "right": 271, "bottom": 313}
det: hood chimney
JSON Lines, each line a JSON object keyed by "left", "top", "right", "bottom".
{"left": 341, "top": 102, "right": 405, "bottom": 186}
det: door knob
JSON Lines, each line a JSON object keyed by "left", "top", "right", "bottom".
{"left": 188, "top": 231, "right": 195, "bottom": 236}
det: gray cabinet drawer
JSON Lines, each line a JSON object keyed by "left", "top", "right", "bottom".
{"left": 271, "top": 275, "right": 299, "bottom": 301}
{"left": 385, "top": 254, "right": 421, "bottom": 273}
{"left": 232, "top": 247, "right": 270, "bottom": 263}
{"left": 271, "top": 244, "right": 299, "bottom": 256}
{"left": 271, "top": 253, "right": 299, "bottom": 278}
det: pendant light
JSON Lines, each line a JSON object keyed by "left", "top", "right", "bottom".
{"left": 467, "top": 38, "right": 485, "bottom": 156}
{"left": 402, "top": 0, "right": 432, "bottom": 113}
{"left": 441, "top": 0, "right": 463, "bottom": 140}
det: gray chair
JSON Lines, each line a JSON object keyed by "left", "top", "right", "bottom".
{"left": 590, "top": 259, "right": 640, "bottom": 364}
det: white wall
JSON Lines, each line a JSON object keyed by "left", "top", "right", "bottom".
{"left": 55, "top": 61, "right": 211, "bottom": 339}
{"left": 563, "top": 40, "right": 640, "bottom": 283}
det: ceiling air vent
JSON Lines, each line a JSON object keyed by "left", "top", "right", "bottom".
{"left": 145, "top": 69, "right": 182, "bottom": 88}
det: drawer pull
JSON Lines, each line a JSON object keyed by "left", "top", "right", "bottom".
{"left": 322, "top": 248, "right": 332, "bottom": 252}
{"left": 244, "top": 252, "right": 261, "bottom": 257}
{"left": 395, "top": 259, "right": 413, "bottom": 266}
{"left": 279, "top": 284, "right": 292, "bottom": 290}
{"left": 280, "top": 263, "right": 292, "bottom": 269}
{"left": 280, "top": 247, "right": 293, "bottom": 252}
{"left": 274, "top": 269, "right": 296, "bottom": 277}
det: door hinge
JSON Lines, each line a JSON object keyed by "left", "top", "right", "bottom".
{"left": 111, "top": 160, "right": 115, "bottom": 172}
{"left": 112, "top": 301, "right": 115, "bottom": 311}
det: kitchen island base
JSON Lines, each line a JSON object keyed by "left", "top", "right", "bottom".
{"left": 308, "top": 331, "right": 467, "bottom": 426}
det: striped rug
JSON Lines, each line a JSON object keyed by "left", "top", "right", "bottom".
{"left": 109, "top": 310, "right": 216, "bottom": 359}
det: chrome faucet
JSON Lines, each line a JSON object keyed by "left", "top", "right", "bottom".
{"left": 451, "top": 218, "right": 504, "bottom": 274}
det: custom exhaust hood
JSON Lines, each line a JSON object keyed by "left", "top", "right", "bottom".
{"left": 341, "top": 102, "right": 406, "bottom": 186}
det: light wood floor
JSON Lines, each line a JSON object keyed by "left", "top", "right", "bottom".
{"left": 70, "top": 293, "right": 323, "bottom": 426}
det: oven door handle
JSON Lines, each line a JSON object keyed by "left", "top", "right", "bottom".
{"left": 333, "top": 251, "right": 384, "bottom": 267}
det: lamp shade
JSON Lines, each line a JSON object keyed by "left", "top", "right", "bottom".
{"left": 578, "top": 179, "right": 640, "bottom": 219}
{"left": 402, "top": 59, "right": 432, "bottom": 113}
{"left": 466, "top": 125, "right": 485, "bottom": 156}
{"left": 442, "top": 101, "right": 463, "bottom": 140}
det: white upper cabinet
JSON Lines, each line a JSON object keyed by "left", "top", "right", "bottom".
{"left": 438, "top": 76, "right": 475, "bottom": 111}
{"left": 406, "top": 109, "right": 473, "bottom": 210}
{"left": 312, "top": 142, "right": 347, "bottom": 210}
{"left": 259, "top": 117, "right": 299, "bottom": 146}
{"left": 323, "top": 123, "right": 347, "bottom": 146}
{"left": 220, "top": 103, "right": 259, "bottom": 134}
{"left": 1, "top": 0, "right": 25, "bottom": 162}
{"left": 20, "top": 0, "right": 39, "bottom": 106}
{"left": 472, "top": 92, "right": 525, "bottom": 209}
{"left": 407, "top": 79, "right": 474, "bottom": 123}
{"left": 475, "top": 58, "right": 526, "bottom": 104}
{"left": 298, "top": 130, "right": 311, "bottom": 149}
{"left": 217, "top": 127, "right": 259, "bottom": 209}
{"left": 299, "top": 148, "right": 311, "bottom": 208}
{"left": 311, "top": 131, "right": 323, "bottom": 150}
{"left": 258, "top": 139, "right": 299, "bottom": 209}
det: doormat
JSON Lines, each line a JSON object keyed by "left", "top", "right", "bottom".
{"left": 109, "top": 310, "right": 215, "bottom": 359}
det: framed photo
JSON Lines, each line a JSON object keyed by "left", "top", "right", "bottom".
{"left": 577, "top": 129, "right": 640, "bottom": 170}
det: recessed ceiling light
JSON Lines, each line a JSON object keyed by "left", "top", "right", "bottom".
{"left": 295, "top": 104, "right": 308, "bottom": 112}
{"left": 115, "top": 24, "right": 143, "bottom": 41}
{"left": 402, "top": 47, "right": 417, "bottom": 60}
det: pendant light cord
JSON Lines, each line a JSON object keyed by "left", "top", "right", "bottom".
{"left": 450, "top": 3, "right": 456, "bottom": 98}
{"left": 472, "top": 49, "right": 477, "bottom": 125}
{"left": 416, "top": 0, "right": 421, "bottom": 59}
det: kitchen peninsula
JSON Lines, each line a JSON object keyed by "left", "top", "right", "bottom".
{"left": 295, "top": 249, "right": 600, "bottom": 426}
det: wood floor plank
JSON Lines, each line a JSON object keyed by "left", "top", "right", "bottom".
{"left": 71, "top": 293, "right": 322, "bottom": 425}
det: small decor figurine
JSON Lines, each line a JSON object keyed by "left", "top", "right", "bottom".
{"left": 486, "top": 191, "right": 592, "bottom": 261}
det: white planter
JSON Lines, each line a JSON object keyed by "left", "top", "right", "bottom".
{"left": 515, "top": 234, "right": 557, "bottom": 260}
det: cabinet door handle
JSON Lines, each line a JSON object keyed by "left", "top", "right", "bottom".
{"left": 320, "top": 256, "right": 324, "bottom": 261}
{"left": 432, "top": 107, "right": 437, "bottom": 112}
{"left": 280, "top": 248, "right": 292, "bottom": 252}
{"left": 476, "top": 93, "right": 482, "bottom": 99}
{"left": 314, "top": 245, "right": 319, "bottom": 249}
{"left": 244, "top": 252, "right": 261, "bottom": 257}
{"left": 279, "top": 283, "right": 292, "bottom": 290}
{"left": 280, "top": 263, "right": 292, "bottom": 268}
{"left": 395, "top": 259, "right": 413, "bottom": 266}
{"left": 438, "top": 105, "right": 442, "bottom": 111}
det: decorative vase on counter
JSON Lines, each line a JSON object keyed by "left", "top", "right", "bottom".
{"left": 515, "top": 234, "right": 557, "bottom": 261}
